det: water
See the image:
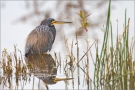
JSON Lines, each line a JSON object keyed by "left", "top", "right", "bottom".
{"left": 1, "top": 1, "right": 134, "bottom": 89}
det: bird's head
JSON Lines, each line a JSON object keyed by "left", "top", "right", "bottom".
{"left": 40, "top": 18, "right": 72, "bottom": 26}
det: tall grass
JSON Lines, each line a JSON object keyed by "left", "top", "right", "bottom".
{"left": 94, "top": 0, "right": 135, "bottom": 90}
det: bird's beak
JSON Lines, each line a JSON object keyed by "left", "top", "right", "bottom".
{"left": 52, "top": 20, "right": 72, "bottom": 25}
{"left": 53, "top": 77, "right": 74, "bottom": 82}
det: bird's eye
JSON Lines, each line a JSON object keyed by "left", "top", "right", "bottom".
{"left": 51, "top": 20, "right": 56, "bottom": 25}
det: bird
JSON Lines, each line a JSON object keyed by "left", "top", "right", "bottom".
{"left": 24, "top": 18, "right": 72, "bottom": 57}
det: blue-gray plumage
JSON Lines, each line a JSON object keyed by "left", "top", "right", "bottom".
{"left": 25, "top": 18, "right": 72, "bottom": 57}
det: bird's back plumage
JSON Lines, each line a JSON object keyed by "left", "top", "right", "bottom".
{"left": 25, "top": 25, "right": 55, "bottom": 56}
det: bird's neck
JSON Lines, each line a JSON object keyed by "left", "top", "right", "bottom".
{"left": 51, "top": 26, "right": 56, "bottom": 38}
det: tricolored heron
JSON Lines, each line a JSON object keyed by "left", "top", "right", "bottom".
{"left": 24, "top": 18, "right": 72, "bottom": 57}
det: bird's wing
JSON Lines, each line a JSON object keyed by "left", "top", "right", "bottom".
{"left": 25, "top": 25, "right": 54, "bottom": 56}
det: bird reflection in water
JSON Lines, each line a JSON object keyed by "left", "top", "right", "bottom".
{"left": 25, "top": 54, "right": 73, "bottom": 85}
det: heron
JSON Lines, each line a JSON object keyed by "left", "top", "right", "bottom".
{"left": 25, "top": 18, "right": 72, "bottom": 57}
